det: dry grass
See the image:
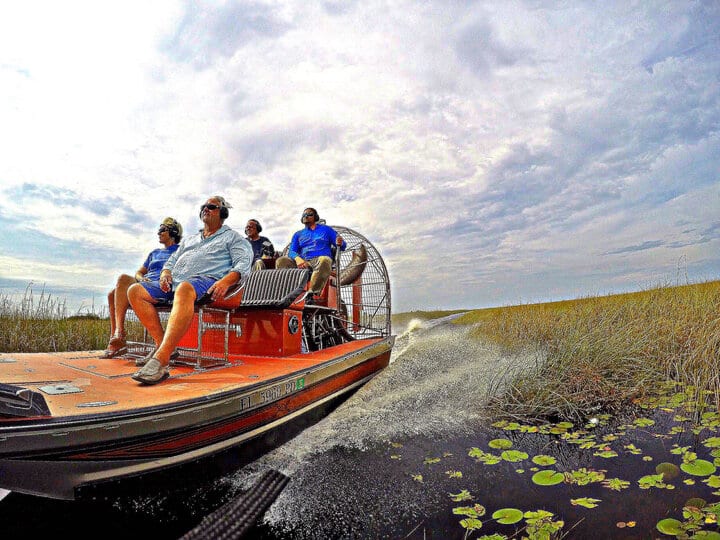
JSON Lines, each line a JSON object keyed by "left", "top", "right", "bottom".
{"left": 0, "top": 288, "right": 142, "bottom": 353}
{"left": 455, "top": 281, "right": 720, "bottom": 423}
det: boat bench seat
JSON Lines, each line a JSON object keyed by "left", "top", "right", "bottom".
{"left": 150, "top": 268, "right": 312, "bottom": 313}
{"left": 236, "top": 267, "right": 311, "bottom": 310}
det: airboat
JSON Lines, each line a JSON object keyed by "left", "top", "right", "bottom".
{"left": 0, "top": 226, "right": 394, "bottom": 500}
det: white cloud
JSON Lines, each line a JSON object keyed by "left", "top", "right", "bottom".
{"left": 0, "top": 0, "right": 718, "bottom": 313}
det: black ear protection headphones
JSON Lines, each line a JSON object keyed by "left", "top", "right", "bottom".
{"left": 199, "top": 203, "right": 229, "bottom": 220}
{"left": 166, "top": 224, "right": 180, "bottom": 241}
{"left": 159, "top": 219, "right": 182, "bottom": 242}
{"left": 301, "top": 208, "right": 319, "bottom": 224}
{"left": 248, "top": 219, "right": 262, "bottom": 233}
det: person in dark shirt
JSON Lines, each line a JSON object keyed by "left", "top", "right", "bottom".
{"left": 276, "top": 207, "right": 345, "bottom": 303}
{"left": 244, "top": 218, "right": 275, "bottom": 270}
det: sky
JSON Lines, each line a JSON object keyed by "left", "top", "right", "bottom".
{"left": 0, "top": 0, "right": 718, "bottom": 315}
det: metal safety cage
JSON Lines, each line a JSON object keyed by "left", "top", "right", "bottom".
{"left": 331, "top": 225, "right": 392, "bottom": 339}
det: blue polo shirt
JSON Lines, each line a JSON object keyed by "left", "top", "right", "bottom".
{"left": 142, "top": 244, "right": 179, "bottom": 281}
{"left": 163, "top": 225, "right": 253, "bottom": 282}
{"left": 288, "top": 224, "right": 346, "bottom": 260}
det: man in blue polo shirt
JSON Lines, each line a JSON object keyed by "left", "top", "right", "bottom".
{"left": 276, "top": 207, "right": 345, "bottom": 303}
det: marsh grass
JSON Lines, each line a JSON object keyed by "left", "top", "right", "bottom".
{"left": 0, "top": 288, "right": 142, "bottom": 353}
{"left": 455, "top": 281, "right": 720, "bottom": 423}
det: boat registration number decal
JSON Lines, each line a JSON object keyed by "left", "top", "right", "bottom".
{"left": 259, "top": 377, "right": 306, "bottom": 404}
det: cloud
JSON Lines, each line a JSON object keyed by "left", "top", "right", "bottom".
{"left": 0, "top": 1, "right": 719, "bottom": 313}
{"left": 162, "top": 1, "right": 291, "bottom": 69}
{"left": 604, "top": 240, "right": 666, "bottom": 256}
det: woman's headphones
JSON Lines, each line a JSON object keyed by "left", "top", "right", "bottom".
{"left": 160, "top": 218, "right": 183, "bottom": 242}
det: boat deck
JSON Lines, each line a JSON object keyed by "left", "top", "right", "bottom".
{"left": 0, "top": 339, "right": 381, "bottom": 419}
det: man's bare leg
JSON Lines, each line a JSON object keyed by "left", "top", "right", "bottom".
{"left": 154, "top": 282, "right": 197, "bottom": 365}
{"left": 127, "top": 283, "right": 165, "bottom": 346}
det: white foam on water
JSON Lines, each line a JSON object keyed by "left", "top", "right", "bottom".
{"left": 0, "top": 489, "right": 10, "bottom": 502}
{"left": 228, "top": 316, "right": 538, "bottom": 533}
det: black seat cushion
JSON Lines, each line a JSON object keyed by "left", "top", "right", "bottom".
{"left": 240, "top": 268, "right": 311, "bottom": 309}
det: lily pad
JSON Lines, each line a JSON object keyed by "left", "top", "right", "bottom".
{"left": 532, "top": 470, "right": 565, "bottom": 486}
{"left": 459, "top": 517, "right": 482, "bottom": 531}
{"left": 593, "top": 449, "right": 618, "bottom": 458}
{"left": 492, "top": 508, "right": 523, "bottom": 525}
{"left": 703, "top": 475, "right": 720, "bottom": 488}
{"left": 602, "top": 478, "right": 630, "bottom": 491}
{"left": 704, "top": 437, "right": 720, "bottom": 449}
{"left": 501, "top": 450, "right": 528, "bottom": 463}
{"left": 449, "top": 489, "right": 473, "bottom": 502}
{"left": 656, "top": 462, "right": 680, "bottom": 480}
{"left": 681, "top": 459, "right": 717, "bottom": 477}
{"left": 488, "top": 438, "right": 513, "bottom": 450}
{"left": 570, "top": 497, "right": 601, "bottom": 508}
{"left": 532, "top": 455, "right": 557, "bottom": 466}
{"left": 656, "top": 518, "right": 683, "bottom": 535}
{"left": 685, "top": 497, "right": 706, "bottom": 509}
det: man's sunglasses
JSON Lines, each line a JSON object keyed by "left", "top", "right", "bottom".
{"left": 302, "top": 212, "right": 315, "bottom": 218}
{"left": 158, "top": 226, "right": 169, "bottom": 234}
{"left": 201, "top": 204, "right": 221, "bottom": 211}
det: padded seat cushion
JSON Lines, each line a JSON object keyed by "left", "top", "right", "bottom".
{"left": 239, "top": 268, "right": 311, "bottom": 308}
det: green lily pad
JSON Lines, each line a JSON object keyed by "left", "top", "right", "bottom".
{"left": 602, "top": 477, "right": 630, "bottom": 491}
{"left": 681, "top": 459, "right": 717, "bottom": 477}
{"left": 532, "top": 455, "right": 557, "bottom": 466}
{"left": 685, "top": 497, "right": 707, "bottom": 509}
{"left": 532, "top": 470, "right": 565, "bottom": 486}
{"left": 703, "top": 475, "right": 720, "bottom": 488}
{"left": 449, "top": 489, "right": 473, "bottom": 502}
{"left": 639, "top": 473, "right": 669, "bottom": 489}
{"left": 692, "top": 531, "right": 720, "bottom": 539}
{"left": 594, "top": 449, "right": 618, "bottom": 458}
{"left": 570, "top": 497, "right": 601, "bottom": 508}
{"left": 488, "top": 438, "right": 513, "bottom": 450}
{"left": 492, "top": 507, "right": 524, "bottom": 525}
{"left": 656, "top": 462, "right": 680, "bottom": 480}
{"left": 656, "top": 518, "right": 684, "bottom": 535}
{"left": 501, "top": 450, "right": 529, "bottom": 463}
{"left": 459, "top": 517, "right": 482, "bottom": 530}
{"left": 703, "top": 437, "right": 720, "bottom": 448}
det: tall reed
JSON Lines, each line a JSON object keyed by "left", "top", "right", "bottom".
{"left": 0, "top": 287, "right": 109, "bottom": 352}
{"left": 457, "top": 281, "right": 720, "bottom": 422}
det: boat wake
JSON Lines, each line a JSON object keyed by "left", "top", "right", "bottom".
{"left": 226, "top": 316, "right": 535, "bottom": 537}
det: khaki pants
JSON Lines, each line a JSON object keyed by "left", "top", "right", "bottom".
{"left": 276, "top": 255, "right": 332, "bottom": 294}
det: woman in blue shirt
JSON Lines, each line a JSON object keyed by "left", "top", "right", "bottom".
{"left": 101, "top": 217, "right": 182, "bottom": 358}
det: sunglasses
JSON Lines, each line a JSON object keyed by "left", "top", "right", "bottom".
{"left": 158, "top": 226, "right": 169, "bottom": 234}
{"left": 201, "top": 203, "right": 221, "bottom": 211}
{"left": 245, "top": 224, "right": 256, "bottom": 230}
{"left": 302, "top": 212, "right": 315, "bottom": 218}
